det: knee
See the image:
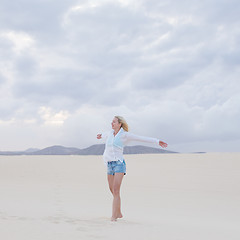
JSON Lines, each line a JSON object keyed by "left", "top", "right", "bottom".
{"left": 112, "top": 187, "right": 120, "bottom": 196}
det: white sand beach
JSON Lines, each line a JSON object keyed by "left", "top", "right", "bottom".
{"left": 0, "top": 153, "right": 240, "bottom": 240}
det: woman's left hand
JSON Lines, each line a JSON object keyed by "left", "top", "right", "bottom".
{"left": 159, "top": 141, "right": 168, "bottom": 148}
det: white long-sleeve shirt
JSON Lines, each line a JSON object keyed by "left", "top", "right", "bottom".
{"left": 101, "top": 128, "right": 159, "bottom": 165}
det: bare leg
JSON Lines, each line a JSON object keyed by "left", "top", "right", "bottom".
{"left": 107, "top": 174, "right": 114, "bottom": 194}
{"left": 108, "top": 173, "right": 124, "bottom": 221}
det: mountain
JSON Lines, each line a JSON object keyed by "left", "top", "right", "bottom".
{"left": 124, "top": 145, "right": 173, "bottom": 154}
{"left": 24, "top": 148, "right": 40, "bottom": 153}
{"left": 75, "top": 144, "right": 106, "bottom": 155}
{"left": 31, "top": 146, "right": 81, "bottom": 155}
{"left": 0, "top": 144, "right": 177, "bottom": 155}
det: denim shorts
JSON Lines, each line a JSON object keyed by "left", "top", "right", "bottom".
{"left": 107, "top": 160, "right": 126, "bottom": 175}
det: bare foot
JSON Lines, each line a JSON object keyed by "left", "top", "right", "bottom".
{"left": 117, "top": 213, "right": 123, "bottom": 219}
{"left": 111, "top": 217, "right": 117, "bottom": 221}
{"left": 111, "top": 213, "right": 123, "bottom": 221}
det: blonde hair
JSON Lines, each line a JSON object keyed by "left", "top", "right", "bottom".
{"left": 115, "top": 116, "right": 129, "bottom": 132}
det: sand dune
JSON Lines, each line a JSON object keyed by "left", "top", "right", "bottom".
{"left": 0, "top": 153, "right": 239, "bottom": 240}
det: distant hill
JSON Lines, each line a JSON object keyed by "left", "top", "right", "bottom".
{"left": 124, "top": 145, "right": 172, "bottom": 154}
{"left": 76, "top": 144, "right": 106, "bottom": 155}
{"left": 0, "top": 144, "right": 177, "bottom": 155}
{"left": 32, "top": 146, "right": 80, "bottom": 155}
{"left": 24, "top": 148, "right": 40, "bottom": 153}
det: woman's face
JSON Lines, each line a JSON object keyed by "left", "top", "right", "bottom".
{"left": 111, "top": 117, "right": 121, "bottom": 131}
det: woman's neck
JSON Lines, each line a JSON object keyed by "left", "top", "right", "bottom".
{"left": 114, "top": 128, "right": 121, "bottom": 136}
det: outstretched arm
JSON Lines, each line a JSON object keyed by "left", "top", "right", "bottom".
{"left": 125, "top": 132, "right": 168, "bottom": 148}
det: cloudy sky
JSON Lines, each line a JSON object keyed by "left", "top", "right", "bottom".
{"left": 0, "top": 0, "right": 239, "bottom": 152}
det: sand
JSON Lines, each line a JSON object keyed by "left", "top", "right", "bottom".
{"left": 0, "top": 153, "right": 240, "bottom": 240}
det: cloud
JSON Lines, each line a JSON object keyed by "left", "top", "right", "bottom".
{"left": 0, "top": 0, "right": 75, "bottom": 43}
{"left": 38, "top": 106, "right": 70, "bottom": 126}
{"left": 0, "top": 0, "right": 239, "bottom": 151}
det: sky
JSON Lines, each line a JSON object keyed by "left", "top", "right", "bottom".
{"left": 0, "top": 0, "right": 240, "bottom": 152}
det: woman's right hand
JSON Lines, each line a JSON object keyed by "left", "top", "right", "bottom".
{"left": 159, "top": 141, "right": 168, "bottom": 148}
{"left": 97, "top": 134, "right": 102, "bottom": 139}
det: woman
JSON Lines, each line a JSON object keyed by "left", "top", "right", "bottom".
{"left": 97, "top": 116, "right": 167, "bottom": 221}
